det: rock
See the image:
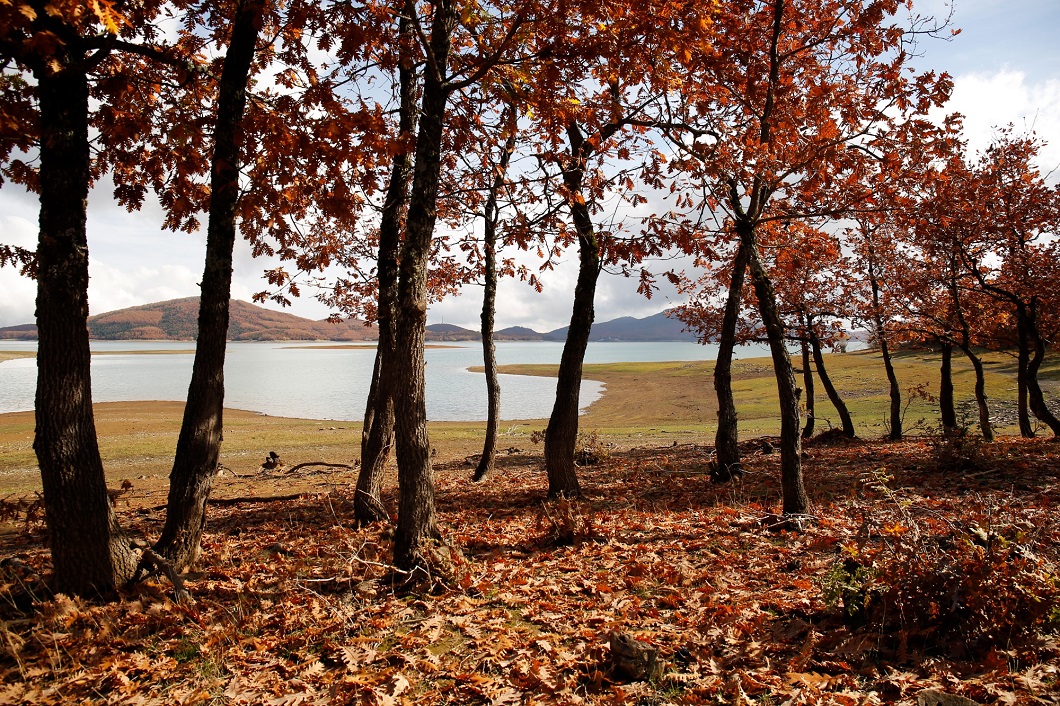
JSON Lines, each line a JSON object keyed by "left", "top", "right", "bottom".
{"left": 608, "top": 631, "right": 663, "bottom": 682}
{"left": 917, "top": 689, "right": 980, "bottom": 706}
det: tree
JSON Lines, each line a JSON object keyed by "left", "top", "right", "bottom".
{"left": 388, "top": 0, "right": 528, "bottom": 578}
{"left": 0, "top": 0, "right": 189, "bottom": 594}
{"left": 151, "top": 0, "right": 266, "bottom": 571}
{"left": 957, "top": 131, "right": 1060, "bottom": 437}
{"left": 472, "top": 103, "right": 518, "bottom": 482}
{"left": 661, "top": 0, "right": 950, "bottom": 512}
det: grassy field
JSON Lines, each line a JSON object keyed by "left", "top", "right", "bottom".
{"left": 1, "top": 347, "right": 1057, "bottom": 499}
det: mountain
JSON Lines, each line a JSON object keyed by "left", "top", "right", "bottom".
{"left": 424, "top": 323, "right": 480, "bottom": 341}
{"left": 0, "top": 299, "right": 697, "bottom": 342}
{"left": 0, "top": 297, "right": 378, "bottom": 341}
{"left": 544, "top": 310, "right": 696, "bottom": 342}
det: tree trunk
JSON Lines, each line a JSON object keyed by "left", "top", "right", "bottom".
{"left": 1022, "top": 304, "right": 1060, "bottom": 436}
{"left": 33, "top": 66, "right": 138, "bottom": 596}
{"left": 1016, "top": 316, "right": 1034, "bottom": 437}
{"left": 544, "top": 123, "right": 602, "bottom": 498}
{"left": 867, "top": 257, "right": 901, "bottom": 439}
{"left": 714, "top": 242, "right": 748, "bottom": 477}
{"left": 152, "top": 1, "right": 263, "bottom": 572}
{"left": 740, "top": 222, "right": 808, "bottom": 515}
{"left": 949, "top": 275, "right": 992, "bottom": 441}
{"left": 939, "top": 341, "right": 957, "bottom": 431}
{"left": 808, "top": 324, "right": 855, "bottom": 438}
{"left": 474, "top": 109, "right": 516, "bottom": 483}
{"left": 392, "top": 0, "right": 456, "bottom": 576}
{"left": 956, "top": 343, "right": 993, "bottom": 441}
{"left": 800, "top": 335, "right": 816, "bottom": 439}
{"left": 355, "top": 19, "right": 417, "bottom": 524}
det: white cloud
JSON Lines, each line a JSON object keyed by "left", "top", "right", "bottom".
{"left": 944, "top": 70, "right": 1060, "bottom": 172}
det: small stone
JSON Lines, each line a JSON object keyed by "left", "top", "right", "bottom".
{"left": 917, "top": 688, "right": 980, "bottom": 706}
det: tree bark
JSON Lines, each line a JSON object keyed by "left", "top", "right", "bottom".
{"left": 474, "top": 109, "right": 517, "bottom": 483}
{"left": 867, "top": 255, "right": 901, "bottom": 439}
{"left": 392, "top": 0, "right": 456, "bottom": 576}
{"left": 800, "top": 335, "right": 816, "bottom": 439}
{"left": 714, "top": 242, "right": 748, "bottom": 477}
{"left": 33, "top": 65, "right": 138, "bottom": 596}
{"left": 939, "top": 341, "right": 957, "bottom": 432}
{"left": 355, "top": 17, "right": 417, "bottom": 524}
{"left": 949, "top": 275, "right": 992, "bottom": 441}
{"left": 808, "top": 323, "right": 855, "bottom": 438}
{"left": 544, "top": 123, "right": 602, "bottom": 498}
{"left": 1016, "top": 316, "right": 1034, "bottom": 437}
{"left": 153, "top": 3, "right": 263, "bottom": 572}
{"left": 1022, "top": 303, "right": 1060, "bottom": 436}
{"left": 740, "top": 222, "right": 808, "bottom": 515}
{"left": 956, "top": 343, "right": 993, "bottom": 441}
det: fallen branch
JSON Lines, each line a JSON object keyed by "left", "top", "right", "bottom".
{"left": 286, "top": 461, "right": 356, "bottom": 474}
{"left": 209, "top": 494, "right": 306, "bottom": 506}
{"left": 138, "top": 548, "right": 192, "bottom": 604}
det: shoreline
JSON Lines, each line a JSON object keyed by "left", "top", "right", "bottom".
{"left": 2, "top": 349, "right": 1051, "bottom": 498}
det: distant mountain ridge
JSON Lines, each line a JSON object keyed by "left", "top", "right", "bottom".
{"left": 0, "top": 297, "right": 696, "bottom": 342}
{"left": 0, "top": 297, "right": 378, "bottom": 342}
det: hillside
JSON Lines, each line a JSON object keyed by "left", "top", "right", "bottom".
{"left": 544, "top": 310, "right": 696, "bottom": 342}
{"left": 0, "top": 300, "right": 697, "bottom": 342}
{"left": 0, "top": 297, "right": 378, "bottom": 341}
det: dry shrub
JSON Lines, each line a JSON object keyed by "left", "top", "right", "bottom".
{"left": 535, "top": 497, "right": 599, "bottom": 547}
{"left": 825, "top": 518, "right": 1059, "bottom": 659}
{"left": 929, "top": 425, "right": 984, "bottom": 474}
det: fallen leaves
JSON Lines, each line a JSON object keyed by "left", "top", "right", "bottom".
{"left": 0, "top": 437, "right": 1059, "bottom": 703}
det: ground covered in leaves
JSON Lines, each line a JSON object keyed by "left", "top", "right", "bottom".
{"left": 2, "top": 435, "right": 1059, "bottom": 705}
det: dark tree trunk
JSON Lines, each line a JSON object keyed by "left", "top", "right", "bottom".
{"left": 1022, "top": 303, "right": 1060, "bottom": 436}
{"left": 800, "top": 335, "right": 816, "bottom": 439}
{"left": 392, "top": 0, "right": 457, "bottom": 576}
{"left": 955, "top": 343, "right": 993, "bottom": 441}
{"left": 355, "top": 19, "right": 417, "bottom": 524}
{"left": 153, "top": 3, "right": 263, "bottom": 572}
{"left": 544, "top": 123, "right": 602, "bottom": 498}
{"left": 714, "top": 242, "right": 748, "bottom": 478}
{"left": 939, "top": 341, "right": 957, "bottom": 431}
{"left": 33, "top": 66, "right": 138, "bottom": 595}
{"left": 474, "top": 110, "right": 516, "bottom": 483}
{"left": 1016, "top": 316, "right": 1034, "bottom": 437}
{"left": 949, "top": 276, "right": 993, "bottom": 441}
{"left": 740, "top": 222, "right": 808, "bottom": 515}
{"left": 808, "top": 323, "right": 855, "bottom": 438}
{"left": 867, "top": 256, "right": 901, "bottom": 439}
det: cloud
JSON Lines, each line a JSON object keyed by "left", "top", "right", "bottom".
{"left": 945, "top": 69, "right": 1060, "bottom": 171}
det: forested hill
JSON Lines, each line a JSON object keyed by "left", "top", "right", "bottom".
{"left": 0, "top": 297, "right": 378, "bottom": 341}
{"left": 0, "top": 298, "right": 698, "bottom": 342}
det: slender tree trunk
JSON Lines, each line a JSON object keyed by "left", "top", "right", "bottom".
{"left": 544, "top": 123, "right": 602, "bottom": 498}
{"left": 33, "top": 66, "right": 138, "bottom": 596}
{"left": 1016, "top": 316, "right": 1034, "bottom": 437}
{"left": 475, "top": 247, "right": 501, "bottom": 482}
{"left": 1022, "top": 304, "right": 1060, "bottom": 436}
{"left": 867, "top": 258, "right": 901, "bottom": 439}
{"left": 355, "top": 19, "right": 417, "bottom": 524}
{"left": 808, "top": 324, "right": 855, "bottom": 438}
{"left": 949, "top": 276, "right": 992, "bottom": 441}
{"left": 714, "top": 242, "right": 748, "bottom": 477}
{"left": 800, "top": 335, "right": 816, "bottom": 439}
{"left": 955, "top": 343, "right": 993, "bottom": 441}
{"left": 392, "top": 0, "right": 456, "bottom": 576}
{"left": 474, "top": 110, "right": 517, "bottom": 483}
{"left": 939, "top": 342, "right": 957, "bottom": 432}
{"left": 152, "top": 1, "right": 263, "bottom": 572}
{"left": 740, "top": 222, "right": 808, "bottom": 515}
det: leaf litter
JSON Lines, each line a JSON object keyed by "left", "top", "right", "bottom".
{"left": 1, "top": 436, "right": 1058, "bottom": 704}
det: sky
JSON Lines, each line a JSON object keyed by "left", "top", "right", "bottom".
{"left": 2, "top": 0, "right": 1059, "bottom": 332}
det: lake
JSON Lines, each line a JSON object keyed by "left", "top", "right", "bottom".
{"left": 0, "top": 339, "right": 782, "bottom": 421}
